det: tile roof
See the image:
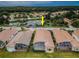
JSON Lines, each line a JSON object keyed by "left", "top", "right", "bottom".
{"left": 0, "top": 28, "right": 18, "bottom": 42}
{"left": 53, "top": 29, "right": 68, "bottom": 43}
{"left": 6, "top": 30, "right": 33, "bottom": 48}
{"left": 73, "top": 29, "right": 79, "bottom": 37}
{"left": 72, "top": 29, "right": 79, "bottom": 47}
{"left": 52, "top": 29, "right": 79, "bottom": 47}
{"left": 33, "top": 29, "right": 54, "bottom": 48}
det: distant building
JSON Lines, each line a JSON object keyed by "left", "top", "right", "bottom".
{"left": 6, "top": 30, "right": 33, "bottom": 52}
{"left": 0, "top": 28, "right": 18, "bottom": 48}
{"left": 26, "top": 20, "right": 41, "bottom": 27}
{"left": 33, "top": 29, "right": 54, "bottom": 53}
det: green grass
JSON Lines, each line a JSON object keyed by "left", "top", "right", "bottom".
{"left": 0, "top": 49, "right": 79, "bottom": 58}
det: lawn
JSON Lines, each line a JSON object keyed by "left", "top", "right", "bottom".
{"left": 0, "top": 49, "right": 79, "bottom": 58}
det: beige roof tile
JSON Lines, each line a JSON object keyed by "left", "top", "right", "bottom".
{"left": 33, "top": 29, "right": 54, "bottom": 48}
{"left": 0, "top": 28, "right": 18, "bottom": 42}
{"left": 52, "top": 29, "right": 79, "bottom": 47}
{"left": 6, "top": 30, "right": 33, "bottom": 47}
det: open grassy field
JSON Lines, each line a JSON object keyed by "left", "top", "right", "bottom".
{"left": 0, "top": 49, "right": 79, "bottom": 58}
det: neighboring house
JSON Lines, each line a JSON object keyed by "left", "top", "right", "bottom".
{"left": 72, "top": 29, "right": 79, "bottom": 41}
{"left": 71, "top": 39, "right": 79, "bottom": 52}
{"left": 6, "top": 30, "right": 33, "bottom": 52}
{"left": 72, "top": 29, "right": 79, "bottom": 51}
{"left": 0, "top": 28, "right": 18, "bottom": 48}
{"left": 33, "top": 29, "right": 54, "bottom": 53}
{"left": 52, "top": 29, "right": 72, "bottom": 51}
{"left": 52, "top": 29, "right": 79, "bottom": 52}
{"left": 61, "top": 30, "right": 79, "bottom": 52}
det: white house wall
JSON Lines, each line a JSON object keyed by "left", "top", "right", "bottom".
{"left": 72, "top": 47, "right": 79, "bottom": 52}
{"left": 6, "top": 47, "right": 16, "bottom": 52}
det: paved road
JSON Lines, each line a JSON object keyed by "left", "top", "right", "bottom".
{"left": 0, "top": 27, "right": 78, "bottom": 31}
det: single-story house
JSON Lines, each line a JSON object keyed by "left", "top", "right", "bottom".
{"left": 52, "top": 29, "right": 72, "bottom": 51}
{"left": 71, "top": 29, "right": 79, "bottom": 51}
{"left": 71, "top": 39, "right": 79, "bottom": 52}
{"left": 6, "top": 30, "right": 33, "bottom": 52}
{"left": 33, "top": 29, "right": 54, "bottom": 53}
{"left": 0, "top": 28, "right": 18, "bottom": 48}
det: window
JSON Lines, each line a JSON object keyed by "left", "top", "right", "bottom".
{"left": 34, "top": 42, "right": 45, "bottom": 50}
{"left": 15, "top": 43, "right": 27, "bottom": 49}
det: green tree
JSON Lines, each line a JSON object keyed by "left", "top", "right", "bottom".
{"left": 63, "top": 10, "right": 77, "bottom": 19}
{"left": 0, "top": 12, "right": 10, "bottom": 25}
{"left": 72, "top": 21, "right": 79, "bottom": 28}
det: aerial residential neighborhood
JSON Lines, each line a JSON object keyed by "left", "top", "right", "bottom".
{"left": 1, "top": 27, "right": 79, "bottom": 52}
{"left": 0, "top": 27, "right": 79, "bottom": 58}
{"left": 1, "top": 1, "right": 79, "bottom": 58}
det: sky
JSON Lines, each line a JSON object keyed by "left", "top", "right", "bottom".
{"left": 0, "top": 1, "right": 79, "bottom": 6}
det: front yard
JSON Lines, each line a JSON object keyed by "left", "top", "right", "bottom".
{"left": 0, "top": 49, "right": 79, "bottom": 58}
